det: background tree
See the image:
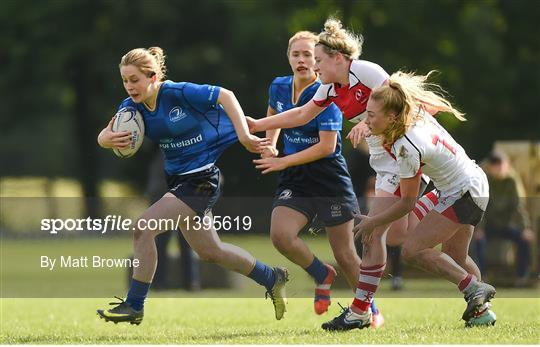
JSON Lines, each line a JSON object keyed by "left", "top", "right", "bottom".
{"left": 1, "top": 0, "right": 538, "bottom": 204}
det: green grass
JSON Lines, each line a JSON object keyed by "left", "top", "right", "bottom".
{"left": 1, "top": 235, "right": 539, "bottom": 343}
{"left": 1, "top": 236, "right": 537, "bottom": 298}
{"left": 1, "top": 297, "right": 539, "bottom": 344}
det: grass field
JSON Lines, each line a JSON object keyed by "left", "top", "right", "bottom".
{"left": 1, "top": 297, "right": 538, "bottom": 344}
{"left": 1, "top": 235, "right": 539, "bottom": 344}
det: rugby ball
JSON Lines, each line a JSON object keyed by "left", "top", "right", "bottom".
{"left": 112, "top": 107, "right": 145, "bottom": 158}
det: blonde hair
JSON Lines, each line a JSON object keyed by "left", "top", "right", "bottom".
{"left": 317, "top": 17, "right": 363, "bottom": 60}
{"left": 287, "top": 31, "right": 318, "bottom": 56}
{"left": 119, "top": 47, "right": 167, "bottom": 81}
{"left": 370, "top": 71, "right": 466, "bottom": 145}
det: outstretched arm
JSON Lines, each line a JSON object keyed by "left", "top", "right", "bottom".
{"left": 354, "top": 174, "right": 421, "bottom": 241}
{"left": 253, "top": 131, "right": 337, "bottom": 174}
{"left": 369, "top": 175, "right": 420, "bottom": 226}
{"left": 249, "top": 100, "right": 326, "bottom": 133}
{"left": 218, "top": 88, "right": 269, "bottom": 153}
{"left": 346, "top": 120, "right": 370, "bottom": 148}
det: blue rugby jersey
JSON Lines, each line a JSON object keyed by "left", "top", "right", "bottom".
{"left": 118, "top": 81, "right": 238, "bottom": 175}
{"left": 268, "top": 76, "right": 342, "bottom": 158}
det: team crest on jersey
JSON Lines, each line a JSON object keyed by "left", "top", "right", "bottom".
{"left": 399, "top": 145, "right": 409, "bottom": 158}
{"left": 330, "top": 204, "right": 342, "bottom": 218}
{"left": 355, "top": 89, "right": 363, "bottom": 101}
{"left": 276, "top": 101, "right": 284, "bottom": 112}
{"left": 278, "top": 189, "right": 292, "bottom": 200}
{"left": 387, "top": 174, "right": 399, "bottom": 186}
{"left": 354, "top": 87, "right": 370, "bottom": 104}
{"left": 169, "top": 107, "right": 188, "bottom": 122}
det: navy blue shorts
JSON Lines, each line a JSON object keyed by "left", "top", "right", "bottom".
{"left": 272, "top": 155, "right": 359, "bottom": 227}
{"left": 166, "top": 166, "right": 221, "bottom": 216}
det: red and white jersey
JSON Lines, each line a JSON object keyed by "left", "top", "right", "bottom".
{"left": 313, "top": 59, "right": 389, "bottom": 155}
{"left": 391, "top": 114, "right": 475, "bottom": 191}
{"left": 313, "top": 59, "right": 388, "bottom": 122}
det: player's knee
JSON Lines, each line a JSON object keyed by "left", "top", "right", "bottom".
{"left": 335, "top": 253, "right": 359, "bottom": 272}
{"left": 401, "top": 244, "right": 418, "bottom": 263}
{"left": 133, "top": 226, "right": 151, "bottom": 243}
{"left": 133, "top": 219, "right": 158, "bottom": 241}
{"left": 270, "top": 230, "right": 294, "bottom": 251}
{"left": 196, "top": 246, "right": 222, "bottom": 263}
{"left": 386, "top": 227, "right": 407, "bottom": 246}
{"left": 332, "top": 246, "right": 358, "bottom": 267}
{"left": 386, "top": 234, "right": 404, "bottom": 247}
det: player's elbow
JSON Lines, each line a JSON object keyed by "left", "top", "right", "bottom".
{"left": 218, "top": 88, "right": 235, "bottom": 103}
{"left": 296, "top": 108, "right": 313, "bottom": 126}
{"left": 400, "top": 197, "right": 417, "bottom": 212}
{"left": 97, "top": 129, "right": 108, "bottom": 148}
{"left": 320, "top": 141, "right": 336, "bottom": 156}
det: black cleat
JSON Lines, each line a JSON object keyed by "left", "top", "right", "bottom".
{"left": 322, "top": 304, "right": 372, "bottom": 331}
{"left": 462, "top": 282, "right": 496, "bottom": 321}
{"left": 97, "top": 296, "right": 144, "bottom": 325}
{"left": 266, "top": 267, "right": 289, "bottom": 320}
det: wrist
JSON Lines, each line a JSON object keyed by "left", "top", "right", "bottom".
{"left": 366, "top": 216, "right": 378, "bottom": 230}
{"left": 238, "top": 134, "right": 249, "bottom": 143}
{"left": 253, "top": 119, "right": 265, "bottom": 133}
{"left": 281, "top": 156, "right": 292, "bottom": 169}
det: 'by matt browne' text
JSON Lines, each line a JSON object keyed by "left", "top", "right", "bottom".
{"left": 40, "top": 256, "right": 139, "bottom": 270}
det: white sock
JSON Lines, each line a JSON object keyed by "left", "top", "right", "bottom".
{"left": 347, "top": 308, "right": 371, "bottom": 321}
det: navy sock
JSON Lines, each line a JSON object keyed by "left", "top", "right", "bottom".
{"left": 247, "top": 260, "right": 276, "bottom": 291}
{"left": 305, "top": 256, "right": 328, "bottom": 284}
{"left": 126, "top": 278, "right": 150, "bottom": 311}
{"left": 370, "top": 299, "right": 379, "bottom": 315}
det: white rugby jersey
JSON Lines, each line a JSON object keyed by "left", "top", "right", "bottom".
{"left": 312, "top": 59, "right": 389, "bottom": 155}
{"left": 391, "top": 114, "right": 475, "bottom": 191}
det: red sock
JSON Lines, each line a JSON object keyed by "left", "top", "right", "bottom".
{"left": 352, "top": 263, "right": 385, "bottom": 313}
{"left": 458, "top": 274, "right": 477, "bottom": 293}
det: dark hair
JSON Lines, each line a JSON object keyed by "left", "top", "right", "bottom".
{"left": 486, "top": 150, "right": 508, "bottom": 164}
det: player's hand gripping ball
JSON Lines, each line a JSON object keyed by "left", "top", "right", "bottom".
{"left": 112, "top": 107, "right": 145, "bottom": 158}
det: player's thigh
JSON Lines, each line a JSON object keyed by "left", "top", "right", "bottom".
{"left": 145, "top": 193, "right": 223, "bottom": 252}
{"left": 370, "top": 189, "right": 400, "bottom": 216}
{"left": 403, "top": 211, "right": 461, "bottom": 255}
{"left": 365, "top": 189, "right": 398, "bottom": 242}
{"left": 177, "top": 209, "right": 224, "bottom": 253}
{"left": 136, "top": 192, "right": 194, "bottom": 236}
{"left": 385, "top": 207, "right": 424, "bottom": 246}
{"left": 385, "top": 214, "right": 409, "bottom": 246}
{"left": 270, "top": 206, "right": 309, "bottom": 239}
